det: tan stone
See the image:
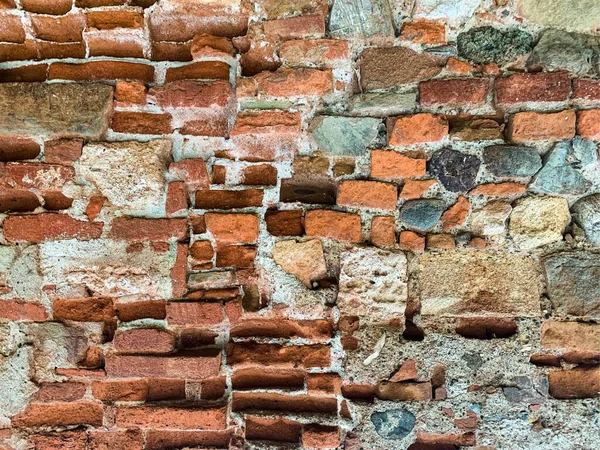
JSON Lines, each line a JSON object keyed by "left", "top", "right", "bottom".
{"left": 272, "top": 239, "right": 327, "bottom": 288}
{"left": 541, "top": 321, "right": 600, "bottom": 352}
{"left": 418, "top": 250, "right": 540, "bottom": 317}
{"left": 509, "top": 196, "right": 570, "bottom": 250}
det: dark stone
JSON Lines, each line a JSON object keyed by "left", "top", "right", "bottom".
{"left": 429, "top": 149, "right": 481, "bottom": 192}
{"left": 457, "top": 26, "right": 533, "bottom": 65}
{"left": 503, "top": 376, "right": 545, "bottom": 404}
{"left": 544, "top": 252, "right": 600, "bottom": 317}
{"left": 400, "top": 199, "right": 445, "bottom": 231}
{"left": 572, "top": 194, "right": 600, "bottom": 246}
{"left": 483, "top": 145, "right": 542, "bottom": 177}
{"left": 280, "top": 174, "right": 337, "bottom": 204}
{"left": 462, "top": 351, "right": 484, "bottom": 370}
{"left": 371, "top": 409, "right": 416, "bottom": 440}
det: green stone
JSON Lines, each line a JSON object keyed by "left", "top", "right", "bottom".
{"left": 349, "top": 91, "right": 417, "bottom": 117}
{"left": 457, "top": 26, "right": 533, "bottom": 65}
{"left": 311, "top": 116, "right": 382, "bottom": 156}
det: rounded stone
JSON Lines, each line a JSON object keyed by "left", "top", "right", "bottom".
{"left": 483, "top": 145, "right": 542, "bottom": 178}
{"left": 572, "top": 194, "right": 600, "bottom": 247}
{"left": 400, "top": 199, "right": 445, "bottom": 231}
{"left": 429, "top": 148, "right": 481, "bottom": 193}
{"left": 370, "top": 408, "right": 416, "bottom": 440}
{"left": 457, "top": 26, "right": 533, "bottom": 65}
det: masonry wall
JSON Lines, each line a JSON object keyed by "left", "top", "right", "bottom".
{"left": 0, "top": 1, "right": 599, "bottom": 449}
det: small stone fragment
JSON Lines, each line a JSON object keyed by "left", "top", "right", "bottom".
{"left": 371, "top": 409, "right": 416, "bottom": 440}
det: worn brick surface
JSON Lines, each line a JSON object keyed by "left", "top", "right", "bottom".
{"left": 0, "top": 1, "right": 598, "bottom": 450}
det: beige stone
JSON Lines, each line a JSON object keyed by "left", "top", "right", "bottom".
{"left": 541, "top": 321, "right": 600, "bottom": 352}
{"left": 79, "top": 140, "right": 171, "bottom": 215}
{"left": 517, "top": 0, "right": 600, "bottom": 32}
{"left": 272, "top": 239, "right": 328, "bottom": 288}
{"left": 470, "top": 201, "right": 512, "bottom": 236}
{"left": 418, "top": 250, "right": 540, "bottom": 317}
{"left": 509, "top": 196, "right": 570, "bottom": 250}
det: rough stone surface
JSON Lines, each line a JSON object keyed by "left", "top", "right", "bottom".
{"left": 271, "top": 239, "right": 328, "bottom": 288}
{"left": 329, "top": 0, "right": 395, "bottom": 38}
{"left": 400, "top": 199, "right": 446, "bottom": 231}
{"left": 483, "top": 145, "right": 542, "bottom": 177}
{"left": 517, "top": 0, "right": 600, "bottom": 32}
{"left": 457, "top": 27, "right": 533, "bottom": 65}
{"left": 572, "top": 194, "right": 600, "bottom": 246}
{"left": 419, "top": 251, "right": 541, "bottom": 317}
{"left": 338, "top": 247, "right": 408, "bottom": 321}
{"left": 544, "top": 252, "right": 600, "bottom": 317}
{"left": 414, "top": 0, "right": 482, "bottom": 25}
{"left": 0, "top": 83, "right": 113, "bottom": 138}
{"left": 509, "top": 196, "right": 570, "bottom": 249}
{"left": 79, "top": 140, "right": 171, "bottom": 214}
{"left": 311, "top": 116, "right": 381, "bottom": 156}
{"left": 370, "top": 409, "right": 416, "bottom": 440}
{"left": 429, "top": 148, "right": 481, "bottom": 192}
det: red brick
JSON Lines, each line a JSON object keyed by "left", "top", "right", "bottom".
{"left": 30, "top": 432, "right": 87, "bottom": 450}
{"left": 231, "top": 110, "right": 301, "bottom": 135}
{"left": 305, "top": 210, "right": 362, "bottom": 242}
{"left": 279, "top": 39, "right": 349, "bottom": 68}
{"left": 0, "top": 12, "right": 26, "bottom": 43}
{"left": 91, "top": 379, "right": 148, "bottom": 402}
{"left": 401, "top": 20, "right": 446, "bottom": 44}
{"left": 265, "top": 209, "right": 304, "bottom": 236}
{"left": 509, "top": 110, "right": 576, "bottom": 142}
{"left": 389, "top": 114, "right": 448, "bottom": 146}
{"left": 4, "top": 163, "right": 74, "bottom": 189}
{"left": 49, "top": 61, "right": 154, "bottom": 82}
{"left": 216, "top": 244, "right": 256, "bottom": 268}
{"left": 456, "top": 317, "right": 518, "bottom": 339}
{"left": 166, "top": 302, "right": 224, "bottom": 326}
{"left": 255, "top": 69, "right": 333, "bottom": 97}
{"left": 165, "top": 61, "right": 231, "bottom": 82}
{"left": 303, "top": 425, "right": 341, "bottom": 449}
{"left": 496, "top": 72, "right": 571, "bottom": 104}
{"left": 371, "top": 216, "right": 396, "bottom": 247}
{"left": 548, "top": 367, "right": 600, "bottom": 399}
{"left": 307, "top": 373, "right": 342, "bottom": 394}
{"left": 232, "top": 392, "right": 337, "bottom": 413}
{"left": 53, "top": 297, "right": 114, "bottom": 322}
{"left": 32, "top": 382, "right": 86, "bottom": 403}
{"left": 171, "top": 242, "right": 188, "bottom": 298}
{"left": 190, "top": 240, "right": 214, "bottom": 261}
{"left": 242, "top": 164, "right": 278, "bottom": 186}
{"left": 264, "top": 15, "right": 326, "bottom": 40}
{"left": 577, "top": 109, "right": 600, "bottom": 140}
{"left": 191, "top": 33, "right": 236, "bottom": 58}
{"left": 21, "top": 0, "right": 72, "bottom": 14}
{"left": 573, "top": 79, "right": 600, "bottom": 101}
{"left": 399, "top": 230, "right": 425, "bottom": 252}
{"left": 541, "top": 321, "right": 599, "bottom": 352}
{"left": 85, "top": 10, "right": 144, "bottom": 30}
{"left": 195, "top": 189, "right": 263, "bottom": 209}
{"left": 232, "top": 368, "right": 305, "bottom": 390}
{"left": 76, "top": 0, "right": 128, "bottom": 6}
{"left": 12, "top": 402, "right": 103, "bottom": 428}
{"left": 0, "top": 300, "right": 47, "bottom": 321}
{"left": 415, "top": 432, "right": 476, "bottom": 447}
{"left": 147, "top": 378, "right": 186, "bottom": 401}
{"left": 114, "top": 81, "right": 146, "bottom": 105}
{"left": 43, "top": 191, "right": 73, "bottom": 211}
{"left": 0, "top": 136, "right": 41, "bottom": 162}
{"left": 114, "top": 328, "right": 175, "bottom": 355}
{"left": 246, "top": 416, "right": 302, "bottom": 443}
{"left": 111, "top": 111, "right": 172, "bottom": 134}
{"left": 38, "top": 41, "right": 86, "bottom": 59}
{"left": 0, "top": 64, "right": 48, "bottom": 82}
{"left": 205, "top": 213, "right": 259, "bottom": 244}
{"left": 149, "top": 80, "right": 232, "bottom": 108}
{"left": 0, "top": 189, "right": 40, "bottom": 213}
{"left": 0, "top": 41, "right": 38, "bottom": 62}
{"left": 227, "top": 342, "right": 330, "bottom": 368}
{"left": 88, "top": 430, "right": 144, "bottom": 450}
{"left": 145, "top": 430, "right": 233, "bottom": 450}
{"left": 87, "top": 35, "right": 145, "bottom": 58}
{"left": 231, "top": 319, "right": 332, "bottom": 341}
{"left": 3, "top": 214, "right": 102, "bottom": 243}
{"left": 116, "top": 405, "right": 226, "bottom": 429}
{"left": 169, "top": 159, "right": 210, "bottom": 189}
{"left": 419, "top": 78, "right": 488, "bottom": 106}
{"left": 105, "top": 353, "right": 221, "bottom": 379}
{"left": 337, "top": 180, "right": 398, "bottom": 210}
{"left": 109, "top": 218, "right": 188, "bottom": 241}
{"left": 30, "top": 13, "right": 85, "bottom": 43}
{"left": 44, "top": 139, "right": 83, "bottom": 165}
{"left": 166, "top": 181, "right": 189, "bottom": 215}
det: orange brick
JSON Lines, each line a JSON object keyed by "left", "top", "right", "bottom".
{"left": 399, "top": 230, "right": 425, "bottom": 252}
{"left": 400, "top": 19, "right": 446, "bottom": 44}
{"left": 205, "top": 213, "right": 259, "bottom": 244}
{"left": 371, "top": 216, "right": 396, "bottom": 247}
{"left": 389, "top": 114, "right": 448, "bottom": 146}
{"left": 115, "top": 81, "right": 146, "bottom": 105}
{"left": 371, "top": 150, "right": 427, "bottom": 179}
{"left": 400, "top": 179, "right": 436, "bottom": 200}
{"left": 577, "top": 109, "right": 600, "bottom": 140}
{"left": 469, "top": 182, "right": 528, "bottom": 196}
{"left": 509, "top": 110, "right": 576, "bottom": 142}
{"left": 12, "top": 402, "right": 103, "bottom": 428}
{"left": 440, "top": 196, "right": 470, "bottom": 230}
{"left": 337, "top": 180, "right": 398, "bottom": 210}
{"left": 305, "top": 210, "right": 361, "bottom": 242}
{"left": 255, "top": 69, "right": 333, "bottom": 97}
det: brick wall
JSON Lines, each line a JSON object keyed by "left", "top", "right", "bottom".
{"left": 0, "top": 1, "right": 599, "bottom": 449}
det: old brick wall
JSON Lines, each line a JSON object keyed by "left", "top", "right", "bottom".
{"left": 0, "top": 0, "right": 599, "bottom": 449}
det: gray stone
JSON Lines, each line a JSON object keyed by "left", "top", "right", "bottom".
{"left": 531, "top": 141, "right": 591, "bottom": 195}
{"left": 572, "top": 194, "right": 600, "bottom": 246}
{"left": 429, "top": 149, "right": 481, "bottom": 193}
{"left": 311, "top": 116, "right": 381, "bottom": 156}
{"left": 483, "top": 145, "right": 542, "bottom": 177}
{"left": 371, "top": 409, "right": 416, "bottom": 440}
{"left": 457, "top": 26, "right": 533, "bottom": 65}
{"left": 0, "top": 83, "right": 113, "bottom": 138}
{"left": 503, "top": 376, "right": 545, "bottom": 404}
{"left": 517, "top": 0, "right": 600, "bottom": 33}
{"left": 527, "top": 29, "right": 599, "bottom": 76}
{"left": 544, "top": 252, "right": 600, "bottom": 317}
{"left": 349, "top": 91, "right": 417, "bottom": 117}
{"left": 572, "top": 137, "right": 599, "bottom": 166}
{"left": 400, "top": 199, "right": 445, "bottom": 231}
{"left": 414, "top": 0, "right": 482, "bottom": 25}
{"left": 329, "top": 0, "right": 395, "bottom": 38}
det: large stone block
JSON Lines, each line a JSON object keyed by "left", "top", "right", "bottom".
{"left": 338, "top": 247, "right": 408, "bottom": 321}
{"left": 543, "top": 252, "right": 600, "bottom": 317}
{"left": 509, "top": 196, "right": 570, "bottom": 250}
{"left": 517, "top": 0, "right": 600, "bottom": 33}
{"left": 0, "top": 83, "right": 113, "bottom": 138}
{"left": 329, "top": 0, "right": 394, "bottom": 38}
{"left": 39, "top": 239, "right": 177, "bottom": 299}
{"left": 418, "top": 251, "right": 541, "bottom": 317}
{"left": 79, "top": 140, "right": 171, "bottom": 215}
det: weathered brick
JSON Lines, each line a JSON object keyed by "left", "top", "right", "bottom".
{"left": 255, "top": 69, "right": 333, "bottom": 97}
{"left": 548, "top": 367, "right": 600, "bottom": 399}
{"left": 337, "top": 180, "right": 398, "bottom": 210}
{"left": 541, "top": 321, "right": 599, "bottom": 352}
{"left": 85, "top": 10, "right": 144, "bottom": 30}
{"left": 280, "top": 39, "right": 349, "bottom": 68}
{"left": 420, "top": 78, "right": 489, "bottom": 106}
{"left": 400, "top": 19, "right": 446, "bottom": 44}
{"left": 577, "top": 109, "right": 600, "bottom": 140}
{"left": 264, "top": 15, "right": 325, "bottom": 40}
{"left": 111, "top": 111, "right": 173, "bottom": 135}
{"left": 227, "top": 342, "right": 330, "bottom": 367}
{"left": 91, "top": 379, "right": 148, "bottom": 402}
{"left": 205, "top": 213, "right": 259, "bottom": 244}
{"left": 88, "top": 430, "right": 144, "bottom": 450}
{"left": 32, "top": 382, "right": 86, "bottom": 403}
{"left": 105, "top": 353, "right": 221, "bottom": 379}
{"left": 389, "top": 114, "right": 448, "bottom": 146}
{"left": 305, "top": 210, "right": 362, "bottom": 242}
{"left": 109, "top": 218, "right": 188, "bottom": 241}
{"left": 116, "top": 405, "right": 226, "bottom": 429}
{"left": 114, "top": 328, "right": 176, "bottom": 355}
{"left": 12, "top": 402, "right": 103, "bottom": 428}
{"left": 145, "top": 430, "right": 233, "bottom": 450}
{"left": 371, "top": 150, "right": 427, "bottom": 179}
{"left": 496, "top": 72, "right": 572, "bottom": 104}
{"left": 53, "top": 297, "right": 114, "bottom": 322}
{"left": 246, "top": 416, "right": 302, "bottom": 443}
{"left": 573, "top": 79, "right": 600, "bottom": 101}
{"left": 49, "top": 61, "right": 154, "bottom": 82}
{"left": 30, "top": 13, "right": 85, "bottom": 43}
{"left": 0, "top": 12, "right": 26, "bottom": 43}
{"left": 21, "top": 0, "right": 72, "bottom": 14}
{"left": 0, "top": 189, "right": 40, "bottom": 213}
{"left": 265, "top": 210, "right": 304, "bottom": 236}
{"left": 166, "top": 302, "right": 224, "bottom": 326}
{"left": 195, "top": 189, "right": 263, "bottom": 209}
{"left": 0, "top": 300, "right": 48, "bottom": 321}
{"left": 508, "top": 110, "right": 576, "bottom": 142}
{"left": 4, "top": 214, "right": 103, "bottom": 243}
